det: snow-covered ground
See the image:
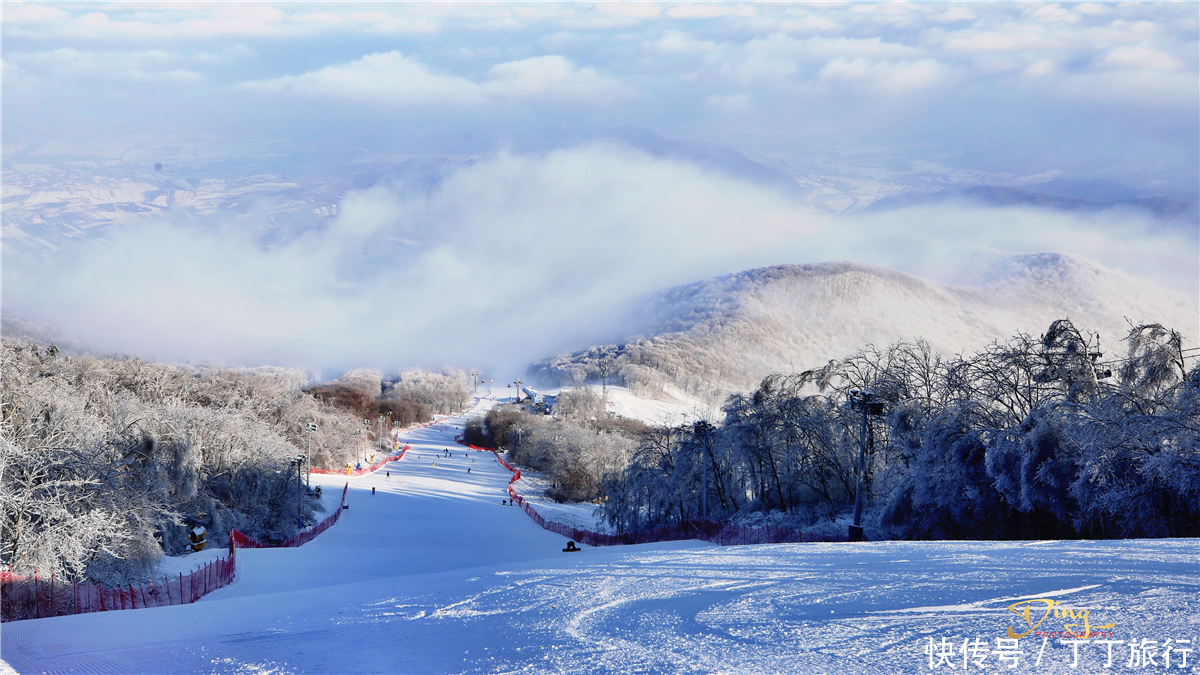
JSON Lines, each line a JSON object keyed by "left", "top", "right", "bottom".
{"left": 538, "top": 383, "right": 713, "bottom": 426}
{"left": 3, "top": 409, "right": 1197, "bottom": 674}
{"left": 508, "top": 465, "right": 612, "bottom": 535}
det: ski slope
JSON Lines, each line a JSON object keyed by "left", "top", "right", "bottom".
{"left": 2, "top": 403, "right": 1197, "bottom": 674}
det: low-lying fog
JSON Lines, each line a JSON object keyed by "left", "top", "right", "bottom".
{"left": 5, "top": 143, "right": 1196, "bottom": 377}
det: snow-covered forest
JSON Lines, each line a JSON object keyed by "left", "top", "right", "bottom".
{"left": 597, "top": 320, "right": 1199, "bottom": 541}
{"left": 462, "top": 388, "right": 644, "bottom": 503}
{"left": 0, "top": 343, "right": 464, "bottom": 587}
{"left": 530, "top": 256, "right": 1200, "bottom": 409}
{"left": 309, "top": 368, "right": 470, "bottom": 428}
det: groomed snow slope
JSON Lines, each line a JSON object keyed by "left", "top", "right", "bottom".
{"left": 2, "top": 405, "right": 1196, "bottom": 675}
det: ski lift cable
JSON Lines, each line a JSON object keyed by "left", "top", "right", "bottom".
{"left": 1079, "top": 350, "right": 1200, "bottom": 366}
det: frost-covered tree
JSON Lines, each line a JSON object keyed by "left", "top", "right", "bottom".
{"left": 0, "top": 342, "right": 366, "bottom": 585}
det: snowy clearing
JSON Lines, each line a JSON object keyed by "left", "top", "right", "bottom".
{"left": 537, "top": 384, "right": 712, "bottom": 427}
{"left": 2, "top": 407, "right": 1196, "bottom": 674}
{"left": 507, "top": 465, "right": 611, "bottom": 535}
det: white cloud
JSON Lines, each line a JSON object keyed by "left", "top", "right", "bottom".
{"left": 665, "top": 4, "right": 756, "bottom": 20}
{"left": 650, "top": 30, "right": 719, "bottom": 55}
{"left": 1073, "top": 4, "right": 1111, "bottom": 17}
{"left": 1099, "top": 45, "right": 1187, "bottom": 72}
{"left": 938, "top": 30, "right": 1067, "bottom": 54}
{"left": 819, "top": 57, "right": 950, "bottom": 93}
{"left": 796, "top": 36, "right": 924, "bottom": 61}
{"left": 4, "top": 5, "right": 440, "bottom": 39}
{"left": 485, "top": 55, "right": 625, "bottom": 102}
{"left": 241, "top": 51, "right": 483, "bottom": 106}
{"left": 1022, "top": 58, "right": 1058, "bottom": 78}
{"left": 936, "top": 6, "right": 976, "bottom": 23}
{"left": 7, "top": 144, "right": 818, "bottom": 371}
{"left": 705, "top": 93, "right": 751, "bottom": 113}
{"left": 593, "top": 3, "right": 663, "bottom": 19}
{"left": 1025, "top": 4, "right": 1081, "bottom": 24}
{"left": 9, "top": 48, "right": 205, "bottom": 82}
{"left": 4, "top": 4, "right": 70, "bottom": 24}
{"left": 241, "top": 51, "right": 627, "bottom": 107}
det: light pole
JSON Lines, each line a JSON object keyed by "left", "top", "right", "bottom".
{"left": 362, "top": 419, "right": 371, "bottom": 464}
{"left": 377, "top": 415, "right": 385, "bottom": 455}
{"left": 848, "top": 390, "right": 884, "bottom": 542}
{"left": 292, "top": 456, "right": 304, "bottom": 525}
{"left": 304, "top": 422, "right": 318, "bottom": 488}
{"left": 598, "top": 358, "right": 611, "bottom": 410}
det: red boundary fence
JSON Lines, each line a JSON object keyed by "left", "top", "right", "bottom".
{"left": 1, "top": 551, "right": 237, "bottom": 623}
{"left": 311, "top": 447, "right": 410, "bottom": 477}
{"left": 2, "top": 482, "right": 351, "bottom": 623}
{"left": 230, "top": 483, "right": 348, "bottom": 548}
{"left": 460, "top": 439, "right": 842, "bottom": 547}
{"left": 310, "top": 416, "right": 441, "bottom": 476}
{"left": 0, "top": 411, "right": 442, "bottom": 624}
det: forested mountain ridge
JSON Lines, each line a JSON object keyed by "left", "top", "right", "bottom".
{"left": 531, "top": 253, "right": 1198, "bottom": 406}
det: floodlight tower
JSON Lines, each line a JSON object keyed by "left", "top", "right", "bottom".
{"left": 304, "top": 422, "right": 318, "bottom": 488}
{"left": 848, "top": 390, "right": 885, "bottom": 542}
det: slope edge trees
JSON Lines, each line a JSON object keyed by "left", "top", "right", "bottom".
{"left": 599, "top": 320, "right": 1199, "bottom": 540}
{"left": 308, "top": 369, "right": 470, "bottom": 444}
{"left": 0, "top": 343, "right": 364, "bottom": 587}
{"left": 462, "top": 388, "right": 644, "bottom": 503}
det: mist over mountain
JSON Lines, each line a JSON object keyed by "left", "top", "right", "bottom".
{"left": 604, "top": 128, "right": 810, "bottom": 199}
{"left": 530, "top": 252, "right": 1199, "bottom": 405}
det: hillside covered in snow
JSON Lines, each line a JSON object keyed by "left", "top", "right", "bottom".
{"left": 530, "top": 252, "right": 1199, "bottom": 404}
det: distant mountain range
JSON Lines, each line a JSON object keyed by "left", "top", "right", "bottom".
{"left": 605, "top": 128, "right": 810, "bottom": 198}
{"left": 869, "top": 178, "right": 1197, "bottom": 224}
{"left": 529, "top": 252, "right": 1199, "bottom": 404}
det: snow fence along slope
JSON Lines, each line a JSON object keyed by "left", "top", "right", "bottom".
{"left": 0, "top": 554, "right": 237, "bottom": 622}
{"left": 1, "top": 418, "right": 425, "bottom": 621}
{"left": 459, "top": 439, "right": 844, "bottom": 547}
{"left": 1, "top": 484, "right": 349, "bottom": 622}
{"left": 310, "top": 416, "right": 438, "bottom": 476}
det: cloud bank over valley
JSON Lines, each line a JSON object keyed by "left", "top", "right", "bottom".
{"left": 6, "top": 143, "right": 1196, "bottom": 377}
